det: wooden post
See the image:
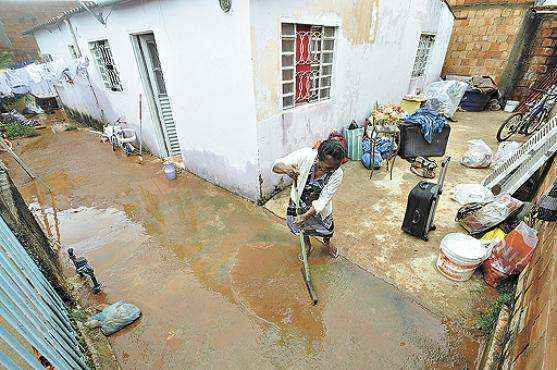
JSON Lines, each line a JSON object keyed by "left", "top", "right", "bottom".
{"left": 48, "top": 190, "right": 61, "bottom": 248}
{"left": 33, "top": 180, "right": 52, "bottom": 238}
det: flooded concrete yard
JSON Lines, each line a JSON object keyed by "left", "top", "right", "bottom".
{"left": 2, "top": 122, "right": 482, "bottom": 368}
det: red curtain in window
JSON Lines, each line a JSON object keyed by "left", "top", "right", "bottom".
{"left": 295, "top": 24, "right": 311, "bottom": 103}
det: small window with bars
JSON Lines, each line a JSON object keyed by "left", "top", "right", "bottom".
{"left": 89, "top": 40, "right": 123, "bottom": 91}
{"left": 68, "top": 44, "right": 78, "bottom": 59}
{"left": 411, "top": 34, "right": 435, "bottom": 78}
{"left": 281, "top": 23, "right": 336, "bottom": 110}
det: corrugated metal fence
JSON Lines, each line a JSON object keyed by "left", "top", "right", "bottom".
{"left": 0, "top": 216, "right": 88, "bottom": 369}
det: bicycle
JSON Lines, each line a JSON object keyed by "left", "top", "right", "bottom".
{"left": 496, "top": 87, "right": 557, "bottom": 142}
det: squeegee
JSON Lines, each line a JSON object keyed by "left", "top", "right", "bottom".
{"left": 293, "top": 182, "right": 318, "bottom": 305}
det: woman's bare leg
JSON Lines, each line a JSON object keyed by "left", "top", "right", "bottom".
{"left": 323, "top": 237, "right": 338, "bottom": 258}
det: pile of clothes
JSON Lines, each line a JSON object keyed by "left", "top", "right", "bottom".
{"left": 404, "top": 107, "right": 446, "bottom": 144}
{"left": 360, "top": 137, "right": 397, "bottom": 169}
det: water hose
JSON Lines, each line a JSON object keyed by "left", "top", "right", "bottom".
{"left": 293, "top": 181, "right": 318, "bottom": 305}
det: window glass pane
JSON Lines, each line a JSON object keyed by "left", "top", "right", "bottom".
{"left": 282, "top": 23, "right": 295, "bottom": 36}
{"left": 282, "top": 38, "right": 295, "bottom": 52}
{"left": 283, "top": 95, "right": 294, "bottom": 108}
{"left": 320, "top": 88, "right": 331, "bottom": 99}
{"left": 323, "top": 39, "right": 334, "bottom": 51}
{"left": 283, "top": 82, "right": 294, "bottom": 95}
{"left": 282, "top": 54, "right": 294, "bottom": 67}
{"left": 320, "top": 76, "right": 331, "bottom": 87}
{"left": 324, "top": 27, "right": 335, "bottom": 38}
{"left": 282, "top": 68, "right": 294, "bottom": 81}
{"left": 322, "top": 52, "right": 333, "bottom": 64}
{"left": 322, "top": 65, "right": 332, "bottom": 76}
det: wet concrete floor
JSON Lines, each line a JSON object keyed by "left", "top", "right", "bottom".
{"left": 265, "top": 111, "right": 514, "bottom": 334}
{"left": 2, "top": 121, "right": 481, "bottom": 368}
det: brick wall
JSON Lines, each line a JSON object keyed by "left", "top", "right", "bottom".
{"left": 0, "top": 1, "right": 78, "bottom": 64}
{"left": 513, "top": 15, "right": 557, "bottom": 100}
{"left": 447, "top": 0, "right": 533, "bottom": 5}
{"left": 442, "top": 3, "right": 530, "bottom": 84}
{"left": 501, "top": 159, "right": 556, "bottom": 370}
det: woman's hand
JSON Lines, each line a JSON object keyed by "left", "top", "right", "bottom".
{"left": 273, "top": 163, "right": 298, "bottom": 181}
{"left": 295, "top": 207, "right": 316, "bottom": 226}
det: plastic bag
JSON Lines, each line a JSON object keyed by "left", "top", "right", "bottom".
{"left": 492, "top": 141, "right": 521, "bottom": 168}
{"left": 482, "top": 222, "right": 538, "bottom": 287}
{"left": 480, "top": 228, "right": 506, "bottom": 246}
{"left": 456, "top": 194, "right": 523, "bottom": 235}
{"left": 88, "top": 301, "right": 141, "bottom": 335}
{"left": 460, "top": 139, "right": 493, "bottom": 168}
{"left": 423, "top": 80, "right": 468, "bottom": 118}
{"left": 450, "top": 184, "right": 494, "bottom": 205}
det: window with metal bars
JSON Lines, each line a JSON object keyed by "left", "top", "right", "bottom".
{"left": 68, "top": 44, "right": 78, "bottom": 59}
{"left": 281, "top": 23, "right": 336, "bottom": 110}
{"left": 411, "top": 34, "right": 436, "bottom": 78}
{"left": 89, "top": 40, "right": 123, "bottom": 91}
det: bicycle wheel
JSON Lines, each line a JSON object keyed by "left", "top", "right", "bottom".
{"left": 497, "top": 113, "right": 523, "bottom": 142}
{"left": 523, "top": 108, "right": 548, "bottom": 135}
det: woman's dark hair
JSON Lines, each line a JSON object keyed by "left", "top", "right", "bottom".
{"left": 318, "top": 139, "right": 347, "bottom": 162}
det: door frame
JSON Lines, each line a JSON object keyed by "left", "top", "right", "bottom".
{"left": 130, "top": 31, "right": 170, "bottom": 157}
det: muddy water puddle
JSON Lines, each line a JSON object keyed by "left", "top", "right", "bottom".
{"left": 5, "top": 126, "right": 481, "bottom": 368}
{"left": 43, "top": 204, "right": 478, "bottom": 368}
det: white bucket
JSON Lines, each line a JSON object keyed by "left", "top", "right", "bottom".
{"left": 163, "top": 162, "right": 176, "bottom": 180}
{"left": 504, "top": 100, "right": 519, "bottom": 113}
{"left": 436, "top": 233, "right": 487, "bottom": 282}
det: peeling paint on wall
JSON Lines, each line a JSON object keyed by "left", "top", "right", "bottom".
{"left": 305, "top": 0, "right": 380, "bottom": 46}
{"left": 253, "top": 36, "right": 279, "bottom": 122}
{"left": 369, "top": 0, "right": 380, "bottom": 43}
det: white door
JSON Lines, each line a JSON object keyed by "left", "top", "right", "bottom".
{"left": 137, "top": 33, "right": 182, "bottom": 157}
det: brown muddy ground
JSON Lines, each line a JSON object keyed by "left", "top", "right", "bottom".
{"left": 265, "top": 111, "right": 515, "bottom": 334}
{"left": 2, "top": 115, "right": 482, "bottom": 369}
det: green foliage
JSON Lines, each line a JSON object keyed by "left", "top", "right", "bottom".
{"left": 476, "top": 292, "right": 514, "bottom": 336}
{"left": 0, "top": 51, "right": 13, "bottom": 69}
{"left": 65, "top": 123, "right": 78, "bottom": 131}
{"left": 1, "top": 122, "right": 38, "bottom": 139}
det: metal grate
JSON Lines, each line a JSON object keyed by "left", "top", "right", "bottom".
{"left": 0, "top": 216, "right": 88, "bottom": 369}
{"left": 281, "top": 23, "right": 336, "bottom": 109}
{"left": 158, "top": 94, "right": 181, "bottom": 156}
{"left": 412, "top": 34, "right": 435, "bottom": 78}
{"left": 90, "top": 40, "right": 122, "bottom": 91}
{"left": 483, "top": 116, "right": 557, "bottom": 192}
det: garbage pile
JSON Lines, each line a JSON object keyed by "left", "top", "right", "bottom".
{"left": 434, "top": 134, "right": 554, "bottom": 287}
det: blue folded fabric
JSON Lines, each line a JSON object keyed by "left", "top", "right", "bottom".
{"left": 404, "top": 108, "right": 446, "bottom": 144}
{"left": 361, "top": 138, "right": 397, "bottom": 169}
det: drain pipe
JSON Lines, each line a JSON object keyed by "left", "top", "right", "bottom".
{"left": 64, "top": 18, "right": 106, "bottom": 124}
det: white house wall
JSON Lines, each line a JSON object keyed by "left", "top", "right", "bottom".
{"left": 251, "top": 0, "right": 454, "bottom": 200}
{"left": 32, "top": 0, "right": 261, "bottom": 200}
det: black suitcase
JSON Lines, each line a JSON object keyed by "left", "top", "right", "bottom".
{"left": 398, "top": 123, "right": 451, "bottom": 159}
{"left": 402, "top": 157, "right": 450, "bottom": 241}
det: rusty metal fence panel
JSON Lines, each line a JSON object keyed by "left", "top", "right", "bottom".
{"left": 0, "top": 216, "right": 88, "bottom": 369}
